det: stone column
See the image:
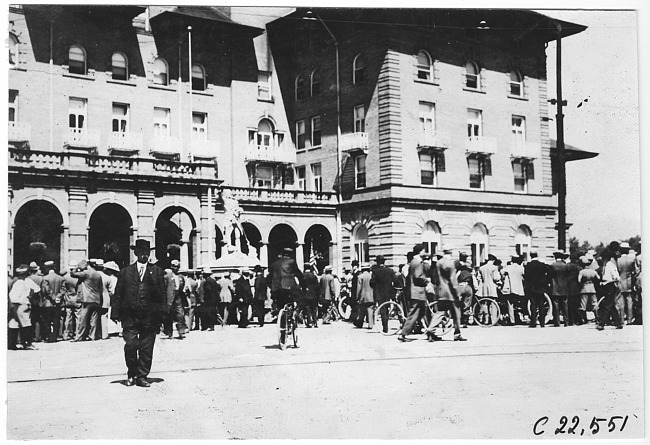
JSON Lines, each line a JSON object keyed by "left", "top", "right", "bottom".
{"left": 260, "top": 241, "right": 269, "bottom": 269}
{"left": 180, "top": 239, "right": 190, "bottom": 270}
{"left": 136, "top": 190, "right": 156, "bottom": 262}
{"left": 68, "top": 186, "right": 88, "bottom": 263}
{"left": 199, "top": 191, "right": 214, "bottom": 265}
{"left": 296, "top": 242, "right": 305, "bottom": 270}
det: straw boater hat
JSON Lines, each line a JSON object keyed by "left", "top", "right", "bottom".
{"left": 15, "top": 264, "right": 29, "bottom": 276}
{"left": 360, "top": 262, "right": 370, "bottom": 270}
{"left": 44, "top": 260, "right": 55, "bottom": 269}
{"left": 202, "top": 267, "right": 212, "bottom": 275}
{"left": 103, "top": 261, "right": 120, "bottom": 273}
{"left": 170, "top": 259, "right": 181, "bottom": 267}
{"left": 324, "top": 265, "right": 333, "bottom": 272}
{"left": 29, "top": 261, "right": 39, "bottom": 271}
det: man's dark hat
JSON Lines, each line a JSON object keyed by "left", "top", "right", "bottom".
{"left": 282, "top": 247, "right": 293, "bottom": 254}
{"left": 376, "top": 255, "right": 385, "bottom": 264}
{"left": 487, "top": 253, "right": 497, "bottom": 261}
{"left": 130, "top": 239, "right": 152, "bottom": 251}
{"left": 253, "top": 265, "right": 263, "bottom": 273}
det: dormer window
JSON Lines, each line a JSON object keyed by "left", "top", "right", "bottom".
{"left": 8, "top": 34, "right": 18, "bottom": 65}
{"left": 153, "top": 57, "right": 168, "bottom": 85}
{"left": 310, "top": 68, "right": 321, "bottom": 97}
{"left": 509, "top": 69, "right": 524, "bottom": 97}
{"left": 111, "top": 52, "right": 128, "bottom": 81}
{"left": 353, "top": 54, "right": 366, "bottom": 84}
{"left": 192, "top": 63, "right": 206, "bottom": 91}
{"left": 69, "top": 45, "right": 87, "bottom": 75}
{"left": 295, "top": 73, "right": 307, "bottom": 100}
{"left": 416, "top": 50, "right": 433, "bottom": 81}
{"left": 465, "top": 61, "right": 480, "bottom": 89}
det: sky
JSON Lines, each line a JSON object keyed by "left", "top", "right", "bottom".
{"left": 542, "top": 9, "right": 643, "bottom": 246}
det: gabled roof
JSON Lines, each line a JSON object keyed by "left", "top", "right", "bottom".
{"left": 151, "top": 6, "right": 263, "bottom": 37}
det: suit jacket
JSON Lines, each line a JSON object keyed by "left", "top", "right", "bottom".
{"left": 356, "top": 270, "right": 373, "bottom": 304}
{"left": 549, "top": 260, "right": 571, "bottom": 297}
{"left": 302, "top": 271, "right": 319, "bottom": 300}
{"left": 202, "top": 276, "right": 220, "bottom": 306}
{"left": 111, "top": 262, "right": 166, "bottom": 320}
{"left": 436, "top": 256, "right": 459, "bottom": 302}
{"left": 524, "top": 259, "right": 550, "bottom": 295}
{"left": 267, "top": 257, "right": 303, "bottom": 292}
{"left": 617, "top": 255, "right": 638, "bottom": 292}
{"left": 370, "top": 265, "right": 396, "bottom": 303}
{"left": 254, "top": 274, "right": 268, "bottom": 301}
{"left": 408, "top": 255, "right": 429, "bottom": 301}
{"left": 42, "top": 270, "right": 64, "bottom": 307}
{"left": 479, "top": 262, "right": 500, "bottom": 298}
{"left": 319, "top": 273, "right": 337, "bottom": 301}
{"left": 235, "top": 276, "right": 253, "bottom": 303}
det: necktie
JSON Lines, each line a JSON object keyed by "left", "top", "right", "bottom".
{"left": 139, "top": 265, "right": 145, "bottom": 281}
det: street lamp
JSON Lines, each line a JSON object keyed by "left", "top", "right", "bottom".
{"left": 304, "top": 10, "right": 343, "bottom": 272}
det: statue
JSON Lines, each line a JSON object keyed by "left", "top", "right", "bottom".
{"left": 221, "top": 189, "right": 246, "bottom": 250}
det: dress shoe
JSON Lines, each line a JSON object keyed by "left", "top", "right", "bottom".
{"left": 426, "top": 332, "right": 442, "bottom": 342}
{"left": 125, "top": 377, "right": 136, "bottom": 387}
{"left": 454, "top": 335, "right": 468, "bottom": 342}
{"left": 135, "top": 378, "right": 151, "bottom": 388}
{"left": 615, "top": 325, "right": 624, "bottom": 330}
{"left": 596, "top": 325, "right": 604, "bottom": 331}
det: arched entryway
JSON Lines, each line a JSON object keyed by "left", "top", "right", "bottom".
{"left": 515, "top": 225, "right": 532, "bottom": 262}
{"left": 421, "top": 221, "right": 442, "bottom": 256}
{"left": 470, "top": 223, "right": 489, "bottom": 267}
{"left": 351, "top": 224, "right": 369, "bottom": 264}
{"left": 268, "top": 223, "right": 298, "bottom": 267}
{"left": 304, "top": 224, "right": 332, "bottom": 273}
{"left": 88, "top": 203, "right": 133, "bottom": 268}
{"left": 241, "top": 222, "right": 262, "bottom": 258}
{"left": 155, "top": 207, "right": 197, "bottom": 270}
{"left": 13, "top": 200, "right": 64, "bottom": 269}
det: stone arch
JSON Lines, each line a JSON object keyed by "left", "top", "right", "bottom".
{"left": 88, "top": 203, "right": 133, "bottom": 269}
{"left": 13, "top": 199, "right": 65, "bottom": 269}
{"left": 155, "top": 206, "right": 198, "bottom": 270}
{"left": 470, "top": 222, "right": 490, "bottom": 267}
{"left": 268, "top": 223, "right": 298, "bottom": 267}
{"left": 304, "top": 224, "right": 332, "bottom": 272}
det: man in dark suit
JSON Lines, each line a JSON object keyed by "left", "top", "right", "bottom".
{"left": 163, "top": 259, "right": 186, "bottom": 339}
{"left": 548, "top": 250, "right": 571, "bottom": 327}
{"left": 111, "top": 239, "right": 167, "bottom": 388}
{"left": 370, "top": 255, "right": 396, "bottom": 333}
{"left": 524, "top": 251, "right": 550, "bottom": 328}
{"left": 267, "top": 247, "right": 303, "bottom": 313}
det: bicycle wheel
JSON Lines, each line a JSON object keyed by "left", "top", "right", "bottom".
{"left": 338, "top": 297, "right": 353, "bottom": 321}
{"left": 427, "top": 301, "right": 454, "bottom": 337}
{"left": 278, "top": 308, "right": 288, "bottom": 350}
{"left": 292, "top": 321, "right": 299, "bottom": 348}
{"left": 542, "top": 293, "right": 554, "bottom": 325}
{"left": 473, "top": 298, "right": 500, "bottom": 327}
{"left": 374, "top": 301, "right": 404, "bottom": 335}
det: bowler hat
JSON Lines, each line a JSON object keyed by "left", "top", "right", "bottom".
{"left": 375, "top": 255, "right": 385, "bottom": 264}
{"left": 253, "top": 265, "right": 263, "bottom": 273}
{"left": 130, "top": 239, "right": 153, "bottom": 251}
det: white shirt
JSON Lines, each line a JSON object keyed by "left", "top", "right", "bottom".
{"left": 10, "top": 278, "right": 41, "bottom": 305}
{"left": 137, "top": 262, "right": 147, "bottom": 279}
{"left": 601, "top": 258, "right": 620, "bottom": 285}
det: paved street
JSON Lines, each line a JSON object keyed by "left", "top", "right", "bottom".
{"left": 6, "top": 321, "right": 644, "bottom": 440}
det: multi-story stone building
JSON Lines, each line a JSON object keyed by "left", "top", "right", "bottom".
{"left": 8, "top": 5, "right": 337, "bottom": 273}
{"left": 7, "top": 6, "right": 595, "bottom": 274}
{"left": 267, "top": 8, "right": 593, "bottom": 267}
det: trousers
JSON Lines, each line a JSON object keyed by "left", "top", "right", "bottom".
{"left": 528, "top": 291, "right": 547, "bottom": 327}
{"left": 122, "top": 311, "right": 158, "bottom": 379}
{"left": 41, "top": 306, "right": 62, "bottom": 342}
{"left": 401, "top": 299, "right": 428, "bottom": 337}
{"left": 551, "top": 295, "right": 569, "bottom": 327}
{"left": 76, "top": 302, "right": 100, "bottom": 340}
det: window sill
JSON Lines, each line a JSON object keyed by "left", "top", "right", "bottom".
{"left": 63, "top": 73, "right": 95, "bottom": 81}
{"left": 188, "top": 90, "right": 213, "bottom": 97}
{"left": 296, "top": 148, "right": 307, "bottom": 154}
{"left": 507, "top": 94, "right": 528, "bottom": 101}
{"left": 257, "top": 97, "right": 274, "bottom": 103}
{"left": 307, "top": 146, "right": 322, "bottom": 152}
{"left": 148, "top": 84, "right": 177, "bottom": 92}
{"left": 463, "top": 87, "right": 486, "bottom": 94}
{"left": 107, "top": 79, "right": 137, "bottom": 87}
{"left": 9, "top": 65, "right": 27, "bottom": 72}
{"left": 414, "top": 79, "right": 439, "bottom": 86}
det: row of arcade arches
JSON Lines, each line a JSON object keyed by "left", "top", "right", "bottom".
{"left": 12, "top": 200, "right": 332, "bottom": 272}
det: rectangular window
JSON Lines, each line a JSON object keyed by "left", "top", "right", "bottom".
{"left": 354, "top": 241, "right": 369, "bottom": 263}
{"left": 467, "top": 109, "right": 482, "bottom": 137}
{"left": 112, "top": 103, "right": 129, "bottom": 133}
{"left": 419, "top": 102, "right": 435, "bottom": 136}
{"left": 355, "top": 155, "right": 366, "bottom": 189}
{"left": 9, "top": 90, "right": 18, "bottom": 122}
{"left": 468, "top": 157, "right": 483, "bottom": 190}
{"left": 511, "top": 115, "right": 526, "bottom": 146}
{"left": 256, "top": 166, "right": 273, "bottom": 188}
{"left": 354, "top": 105, "right": 366, "bottom": 133}
{"left": 68, "top": 97, "right": 87, "bottom": 129}
{"left": 258, "top": 71, "right": 271, "bottom": 100}
{"left": 419, "top": 153, "right": 435, "bottom": 186}
{"left": 311, "top": 163, "right": 322, "bottom": 192}
{"left": 153, "top": 107, "right": 170, "bottom": 137}
{"left": 192, "top": 112, "right": 207, "bottom": 140}
{"left": 311, "top": 115, "right": 321, "bottom": 148}
{"left": 513, "top": 160, "right": 534, "bottom": 193}
{"left": 296, "top": 166, "right": 306, "bottom": 191}
{"left": 296, "top": 120, "right": 306, "bottom": 150}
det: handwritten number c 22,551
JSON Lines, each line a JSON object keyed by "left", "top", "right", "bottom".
{"left": 534, "top": 415, "right": 631, "bottom": 436}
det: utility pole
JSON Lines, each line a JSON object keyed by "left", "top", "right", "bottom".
{"left": 555, "top": 23, "right": 567, "bottom": 251}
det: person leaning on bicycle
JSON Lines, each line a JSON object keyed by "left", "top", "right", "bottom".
{"left": 267, "top": 247, "right": 304, "bottom": 318}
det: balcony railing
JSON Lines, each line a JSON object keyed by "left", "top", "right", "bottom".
{"left": 221, "top": 186, "right": 336, "bottom": 204}
{"left": 149, "top": 135, "right": 183, "bottom": 158}
{"left": 108, "top": 131, "right": 143, "bottom": 155}
{"left": 64, "top": 128, "right": 101, "bottom": 149}
{"left": 510, "top": 140, "right": 541, "bottom": 159}
{"left": 340, "top": 132, "right": 369, "bottom": 154}
{"left": 9, "top": 148, "right": 218, "bottom": 180}
{"left": 465, "top": 136, "right": 497, "bottom": 155}
{"left": 8, "top": 122, "right": 31, "bottom": 143}
{"left": 417, "top": 131, "right": 450, "bottom": 150}
{"left": 189, "top": 138, "right": 220, "bottom": 160}
{"left": 246, "top": 141, "right": 296, "bottom": 164}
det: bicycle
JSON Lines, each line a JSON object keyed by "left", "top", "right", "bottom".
{"left": 337, "top": 287, "right": 353, "bottom": 321}
{"left": 373, "top": 290, "right": 453, "bottom": 337}
{"left": 467, "top": 293, "right": 501, "bottom": 327}
{"left": 277, "top": 302, "right": 298, "bottom": 350}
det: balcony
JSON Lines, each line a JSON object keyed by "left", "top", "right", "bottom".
{"left": 9, "top": 148, "right": 218, "bottom": 180}
{"left": 189, "top": 138, "right": 220, "bottom": 161}
{"left": 222, "top": 186, "right": 336, "bottom": 205}
{"left": 149, "top": 135, "right": 183, "bottom": 160}
{"left": 246, "top": 141, "right": 296, "bottom": 164}
{"left": 108, "top": 131, "right": 143, "bottom": 156}
{"left": 8, "top": 122, "right": 31, "bottom": 143}
{"left": 417, "top": 131, "right": 450, "bottom": 151}
{"left": 465, "top": 136, "right": 497, "bottom": 155}
{"left": 64, "top": 128, "right": 101, "bottom": 150}
{"left": 510, "top": 140, "right": 541, "bottom": 159}
{"left": 340, "top": 132, "right": 369, "bottom": 155}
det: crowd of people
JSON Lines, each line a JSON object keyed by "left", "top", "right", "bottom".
{"left": 7, "top": 239, "right": 642, "bottom": 351}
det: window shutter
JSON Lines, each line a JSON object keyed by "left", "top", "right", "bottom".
{"left": 483, "top": 157, "right": 492, "bottom": 176}
{"left": 436, "top": 152, "right": 446, "bottom": 172}
{"left": 526, "top": 161, "right": 535, "bottom": 180}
